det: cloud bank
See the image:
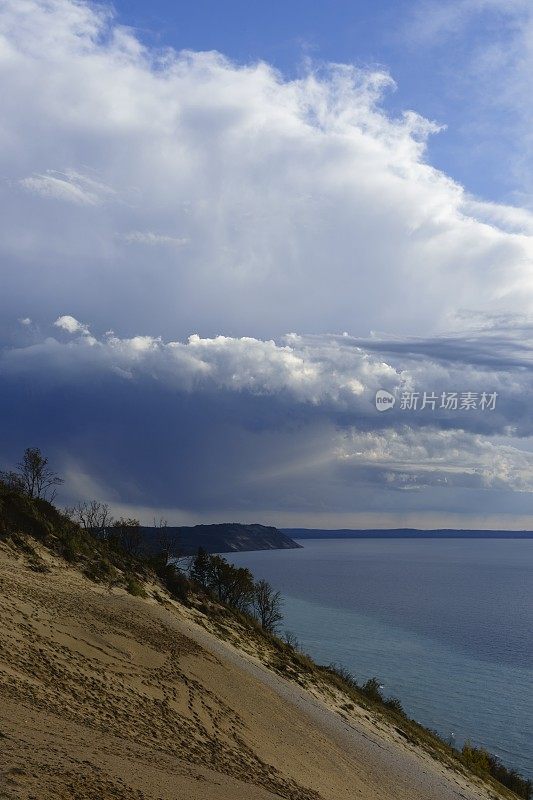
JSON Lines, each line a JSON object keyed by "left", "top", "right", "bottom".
{"left": 2, "top": 317, "right": 533, "bottom": 526}
{"left": 1, "top": 0, "right": 533, "bottom": 525}
{"left": 1, "top": 0, "right": 533, "bottom": 344}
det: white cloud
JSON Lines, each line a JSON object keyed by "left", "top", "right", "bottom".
{"left": 339, "top": 428, "right": 533, "bottom": 492}
{"left": 120, "top": 231, "right": 189, "bottom": 246}
{"left": 2, "top": 1, "right": 533, "bottom": 523}
{"left": 20, "top": 170, "right": 113, "bottom": 206}
{"left": 461, "top": 199, "right": 533, "bottom": 235}
{"left": 2, "top": 325, "right": 390, "bottom": 405}
{"left": 54, "top": 314, "right": 90, "bottom": 335}
{"left": 3, "top": 318, "right": 532, "bottom": 434}
{"left": 1, "top": 319, "right": 533, "bottom": 521}
{"left": 2, "top": 317, "right": 533, "bottom": 521}
{"left": 0, "top": 0, "right": 532, "bottom": 343}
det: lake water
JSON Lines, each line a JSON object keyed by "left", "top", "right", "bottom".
{"left": 227, "top": 538, "right": 532, "bottom": 777}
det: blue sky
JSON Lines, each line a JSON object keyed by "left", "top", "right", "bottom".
{"left": 2, "top": 0, "right": 533, "bottom": 527}
{"left": 112, "top": 0, "right": 529, "bottom": 204}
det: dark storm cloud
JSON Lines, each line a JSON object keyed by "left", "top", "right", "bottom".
{"left": 1, "top": 322, "right": 533, "bottom": 521}
{"left": 2, "top": 1, "right": 533, "bottom": 525}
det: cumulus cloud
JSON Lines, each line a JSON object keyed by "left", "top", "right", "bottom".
{"left": 54, "top": 315, "right": 91, "bottom": 335}
{"left": 461, "top": 200, "right": 533, "bottom": 235}
{"left": 338, "top": 428, "right": 533, "bottom": 493}
{"left": 1, "top": 319, "right": 530, "bottom": 435}
{"left": 1, "top": 318, "right": 533, "bottom": 525}
{"left": 0, "top": 0, "right": 533, "bottom": 345}
{"left": 2, "top": 0, "right": 533, "bottom": 524}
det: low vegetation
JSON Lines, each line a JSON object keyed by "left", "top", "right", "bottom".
{"left": 0, "top": 447, "right": 531, "bottom": 800}
{"left": 461, "top": 742, "right": 532, "bottom": 800}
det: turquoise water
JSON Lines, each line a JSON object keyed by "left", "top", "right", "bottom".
{"left": 228, "top": 538, "right": 532, "bottom": 777}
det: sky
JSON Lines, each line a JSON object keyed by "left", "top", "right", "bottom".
{"left": 2, "top": 0, "right": 533, "bottom": 528}
{"left": 112, "top": 0, "right": 533, "bottom": 204}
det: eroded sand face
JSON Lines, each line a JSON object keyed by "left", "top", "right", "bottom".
{"left": 0, "top": 542, "right": 500, "bottom": 800}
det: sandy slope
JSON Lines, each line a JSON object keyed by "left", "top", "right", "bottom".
{"left": 0, "top": 540, "right": 501, "bottom": 800}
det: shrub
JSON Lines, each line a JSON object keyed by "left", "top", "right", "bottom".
{"left": 7, "top": 532, "right": 37, "bottom": 557}
{"left": 462, "top": 743, "right": 532, "bottom": 799}
{"left": 84, "top": 558, "right": 117, "bottom": 583}
{"left": 125, "top": 577, "right": 147, "bottom": 598}
{"left": 158, "top": 562, "right": 190, "bottom": 602}
{"left": 361, "top": 677, "right": 384, "bottom": 702}
{"left": 325, "top": 662, "right": 359, "bottom": 690}
{"left": 384, "top": 696, "right": 405, "bottom": 716}
{"left": 0, "top": 483, "right": 53, "bottom": 541}
{"left": 461, "top": 742, "right": 490, "bottom": 773}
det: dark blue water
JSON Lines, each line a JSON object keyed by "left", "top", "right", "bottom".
{"left": 228, "top": 538, "right": 533, "bottom": 777}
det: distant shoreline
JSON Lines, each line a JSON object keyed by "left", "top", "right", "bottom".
{"left": 282, "top": 528, "right": 533, "bottom": 539}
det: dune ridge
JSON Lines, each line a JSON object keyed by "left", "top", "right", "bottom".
{"left": 0, "top": 535, "right": 513, "bottom": 800}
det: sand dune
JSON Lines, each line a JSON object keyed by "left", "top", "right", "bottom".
{"left": 0, "top": 540, "right": 503, "bottom": 800}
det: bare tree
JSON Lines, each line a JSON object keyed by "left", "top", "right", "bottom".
{"left": 0, "top": 470, "right": 24, "bottom": 493}
{"left": 253, "top": 579, "right": 283, "bottom": 633}
{"left": 283, "top": 630, "right": 300, "bottom": 650}
{"left": 65, "top": 501, "right": 113, "bottom": 540}
{"left": 154, "top": 517, "right": 178, "bottom": 566}
{"left": 1, "top": 448, "right": 63, "bottom": 501}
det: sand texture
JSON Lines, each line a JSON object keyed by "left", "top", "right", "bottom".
{"left": 0, "top": 540, "right": 505, "bottom": 800}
